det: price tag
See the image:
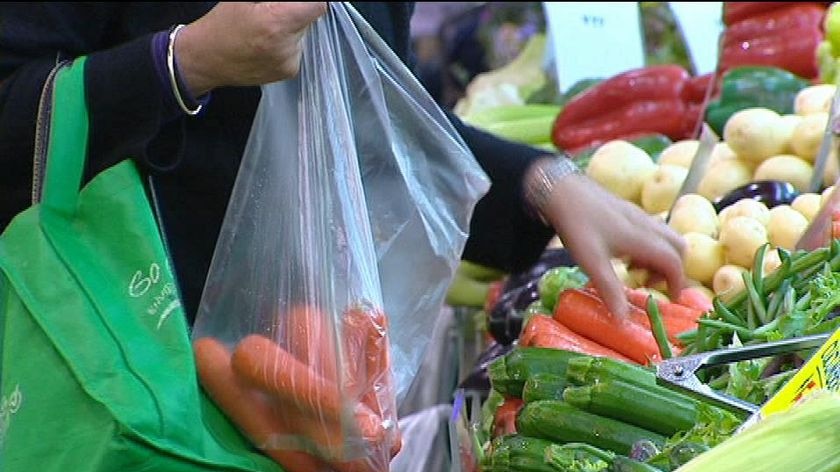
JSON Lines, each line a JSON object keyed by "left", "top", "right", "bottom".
{"left": 543, "top": 2, "right": 645, "bottom": 94}
{"left": 741, "top": 328, "right": 840, "bottom": 431}
{"left": 668, "top": 2, "right": 724, "bottom": 75}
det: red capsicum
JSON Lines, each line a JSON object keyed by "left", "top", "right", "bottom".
{"left": 719, "top": 3, "right": 828, "bottom": 80}
{"left": 723, "top": 2, "right": 803, "bottom": 26}
{"left": 723, "top": 4, "right": 826, "bottom": 45}
{"left": 551, "top": 65, "right": 704, "bottom": 152}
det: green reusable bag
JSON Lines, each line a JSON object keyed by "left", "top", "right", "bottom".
{"left": 0, "top": 59, "right": 282, "bottom": 471}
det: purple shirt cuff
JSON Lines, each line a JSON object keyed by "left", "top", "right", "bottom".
{"left": 151, "top": 30, "right": 211, "bottom": 116}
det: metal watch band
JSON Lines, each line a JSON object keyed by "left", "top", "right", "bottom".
{"left": 524, "top": 155, "right": 582, "bottom": 224}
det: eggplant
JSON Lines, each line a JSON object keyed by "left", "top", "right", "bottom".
{"left": 486, "top": 285, "right": 527, "bottom": 345}
{"left": 713, "top": 180, "right": 799, "bottom": 213}
{"left": 457, "top": 341, "right": 515, "bottom": 392}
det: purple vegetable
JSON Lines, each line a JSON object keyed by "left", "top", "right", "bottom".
{"left": 713, "top": 180, "right": 799, "bottom": 213}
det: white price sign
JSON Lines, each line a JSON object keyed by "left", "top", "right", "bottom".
{"left": 543, "top": 2, "right": 645, "bottom": 94}
{"left": 668, "top": 2, "right": 724, "bottom": 75}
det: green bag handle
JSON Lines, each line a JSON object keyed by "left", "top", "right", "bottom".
{"left": 40, "top": 58, "right": 88, "bottom": 218}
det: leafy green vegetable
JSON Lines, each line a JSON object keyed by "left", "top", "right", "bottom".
{"left": 545, "top": 443, "right": 613, "bottom": 472}
{"left": 805, "top": 270, "right": 840, "bottom": 323}
{"left": 646, "top": 405, "right": 742, "bottom": 470}
{"left": 537, "top": 266, "right": 589, "bottom": 311}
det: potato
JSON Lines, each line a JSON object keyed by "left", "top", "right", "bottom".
{"left": 641, "top": 164, "right": 689, "bottom": 214}
{"left": 586, "top": 140, "right": 656, "bottom": 204}
{"left": 658, "top": 140, "right": 700, "bottom": 169}
{"left": 718, "top": 198, "right": 770, "bottom": 227}
{"left": 723, "top": 107, "right": 787, "bottom": 163}
{"left": 713, "top": 264, "right": 748, "bottom": 301}
{"left": 777, "top": 114, "right": 803, "bottom": 154}
{"left": 792, "top": 193, "right": 823, "bottom": 222}
{"left": 763, "top": 248, "right": 782, "bottom": 275}
{"left": 794, "top": 84, "right": 836, "bottom": 115}
{"left": 683, "top": 232, "right": 725, "bottom": 285}
{"left": 709, "top": 142, "right": 737, "bottom": 165}
{"left": 719, "top": 216, "right": 769, "bottom": 267}
{"left": 697, "top": 158, "right": 754, "bottom": 201}
{"left": 790, "top": 112, "right": 828, "bottom": 162}
{"left": 612, "top": 258, "right": 632, "bottom": 287}
{"left": 668, "top": 193, "right": 719, "bottom": 237}
{"left": 754, "top": 155, "right": 814, "bottom": 192}
{"left": 766, "top": 205, "right": 809, "bottom": 250}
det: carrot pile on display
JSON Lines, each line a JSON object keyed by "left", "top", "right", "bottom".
{"left": 521, "top": 286, "right": 707, "bottom": 366}
{"left": 193, "top": 303, "right": 400, "bottom": 472}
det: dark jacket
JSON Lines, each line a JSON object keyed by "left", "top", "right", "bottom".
{"left": 0, "top": 2, "right": 554, "bottom": 322}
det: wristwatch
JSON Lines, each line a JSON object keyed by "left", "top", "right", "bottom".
{"left": 524, "top": 154, "right": 582, "bottom": 224}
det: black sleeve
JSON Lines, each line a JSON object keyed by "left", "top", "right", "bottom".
{"left": 0, "top": 3, "right": 185, "bottom": 228}
{"left": 447, "top": 110, "right": 556, "bottom": 273}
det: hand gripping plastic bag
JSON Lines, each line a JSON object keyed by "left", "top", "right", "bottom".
{"left": 191, "top": 3, "right": 490, "bottom": 471}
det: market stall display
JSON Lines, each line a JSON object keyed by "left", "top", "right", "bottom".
{"left": 441, "top": 3, "right": 840, "bottom": 471}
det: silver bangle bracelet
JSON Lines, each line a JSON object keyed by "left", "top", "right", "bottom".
{"left": 524, "top": 155, "right": 582, "bottom": 224}
{"left": 167, "top": 24, "right": 202, "bottom": 116}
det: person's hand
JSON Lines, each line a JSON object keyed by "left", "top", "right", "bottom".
{"left": 175, "top": 2, "right": 328, "bottom": 96}
{"left": 526, "top": 159, "right": 687, "bottom": 319}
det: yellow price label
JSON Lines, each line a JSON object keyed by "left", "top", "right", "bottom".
{"left": 750, "top": 329, "right": 840, "bottom": 423}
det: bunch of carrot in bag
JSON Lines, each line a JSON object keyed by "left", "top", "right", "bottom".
{"left": 193, "top": 302, "right": 400, "bottom": 472}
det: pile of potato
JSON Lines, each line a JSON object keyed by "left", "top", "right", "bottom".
{"left": 583, "top": 84, "right": 839, "bottom": 300}
{"left": 669, "top": 189, "right": 832, "bottom": 300}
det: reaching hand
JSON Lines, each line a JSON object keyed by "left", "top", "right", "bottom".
{"left": 175, "top": 2, "right": 328, "bottom": 96}
{"left": 527, "top": 159, "right": 687, "bottom": 319}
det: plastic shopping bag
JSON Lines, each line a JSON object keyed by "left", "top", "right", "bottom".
{"left": 191, "top": 3, "right": 490, "bottom": 471}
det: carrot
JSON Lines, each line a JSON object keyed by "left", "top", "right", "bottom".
{"left": 554, "top": 289, "right": 668, "bottom": 365}
{"left": 192, "top": 336, "right": 331, "bottom": 472}
{"left": 343, "top": 305, "right": 399, "bottom": 447}
{"left": 622, "top": 288, "right": 703, "bottom": 344}
{"left": 625, "top": 287, "right": 707, "bottom": 320}
{"left": 493, "top": 397, "right": 524, "bottom": 438}
{"left": 674, "top": 288, "right": 713, "bottom": 313}
{"left": 522, "top": 314, "right": 635, "bottom": 363}
{"left": 232, "top": 334, "right": 384, "bottom": 446}
{"left": 284, "top": 304, "right": 338, "bottom": 382}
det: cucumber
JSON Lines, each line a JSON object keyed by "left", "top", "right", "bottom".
{"left": 563, "top": 379, "right": 700, "bottom": 436}
{"left": 488, "top": 347, "right": 589, "bottom": 397}
{"left": 516, "top": 400, "right": 666, "bottom": 456}
{"left": 482, "top": 434, "right": 556, "bottom": 472}
{"left": 565, "top": 355, "right": 656, "bottom": 389}
{"left": 522, "top": 372, "right": 568, "bottom": 404}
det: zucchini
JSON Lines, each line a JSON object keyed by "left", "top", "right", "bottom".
{"left": 482, "top": 434, "right": 556, "bottom": 472}
{"left": 611, "top": 455, "right": 663, "bottom": 472}
{"left": 516, "top": 400, "right": 666, "bottom": 456}
{"left": 521, "top": 372, "right": 567, "bottom": 404}
{"left": 565, "top": 355, "right": 656, "bottom": 389}
{"left": 488, "top": 347, "right": 589, "bottom": 397}
{"left": 545, "top": 443, "right": 614, "bottom": 471}
{"left": 562, "top": 379, "right": 700, "bottom": 436}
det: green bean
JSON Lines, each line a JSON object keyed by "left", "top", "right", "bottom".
{"left": 752, "top": 317, "right": 781, "bottom": 337}
{"left": 676, "top": 329, "right": 698, "bottom": 342}
{"left": 743, "top": 270, "right": 768, "bottom": 325}
{"left": 830, "top": 238, "right": 840, "bottom": 258}
{"left": 752, "top": 243, "right": 769, "bottom": 298}
{"left": 746, "top": 298, "right": 757, "bottom": 331}
{"left": 695, "top": 322, "right": 707, "bottom": 355}
{"left": 765, "top": 278, "right": 791, "bottom": 322}
{"left": 646, "top": 295, "right": 672, "bottom": 359}
{"left": 794, "top": 291, "right": 812, "bottom": 312}
{"left": 698, "top": 319, "right": 755, "bottom": 340}
{"left": 713, "top": 297, "right": 746, "bottom": 327}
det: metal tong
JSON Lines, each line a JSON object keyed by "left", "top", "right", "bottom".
{"left": 655, "top": 333, "right": 831, "bottom": 416}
